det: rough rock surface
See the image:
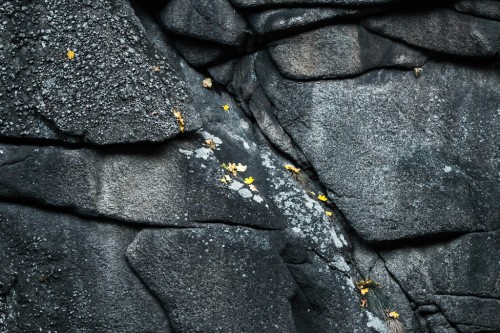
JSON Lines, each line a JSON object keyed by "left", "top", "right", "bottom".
{"left": 362, "top": 7, "right": 500, "bottom": 57}
{"left": 0, "top": 0, "right": 200, "bottom": 144}
{"left": 1, "top": 0, "right": 499, "bottom": 332}
{"left": 268, "top": 24, "right": 427, "bottom": 79}
{"left": 161, "top": 0, "right": 249, "bottom": 47}
{"left": 0, "top": 202, "right": 169, "bottom": 332}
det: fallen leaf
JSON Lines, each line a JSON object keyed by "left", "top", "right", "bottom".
{"left": 152, "top": 65, "right": 161, "bottom": 72}
{"left": 325, "top": 211, "right": 333, "bottom": 217}
{"left": 222, "top": 104, "right": 230, "bottom": 111}
{"left": 172, "top": 109, "right": 185, "bottom": 133}
{"left": 235, "top": 163, "right": 247, "bottom": 172}
{"left": 360, "top": 298, "right": 368, "bottom": 308}
{"left": 226, "top": 162, "right": 238, "bottom": 176}
{"left": 244, "top": 177, "right": 254, "bottom": 185}
{"left": 224, "top": 175, "right": 232, "bottom": 182}
{"left": 360, "top": 288, "right": 369, "bottom": 295}
{"left": 202, "top": 78, "right": 212, "bottom": 88}
{"left": 249, "top": 184, "right": 258, "bottom": 192}
{"left": 205, "top": 139, "right": 217, "bottom": 150}
{"left": 67, "top": 50, "right": 75, "bottom": 60}
{"left": 388, "top": 311, "right": 400, "bottom": 319}
{"left": 220, "top": 177, "right": 228, "bottom": 184}
{"left": 413, "top": 67, "right": 422, "bottom": 77}
{"left": 284, "top": 164, "right": 301, "bottom": 173}
{"left": 317, "top": 194, "right": 328, "bottom": 202}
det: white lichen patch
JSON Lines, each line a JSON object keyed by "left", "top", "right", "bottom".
{"left": 194, "top": 147, "right": 213, "bottom": 160}
{"left": 178, "top": 148, "right": 193, "bottom": 157}
{"left": 366, "top": 312, "right": 388, "bottom": 333}
{"left": 238, "top": 188, "right": 253, "bottom": 198}
{"left": 253, "top": 195, "right": 264, "bottom": 203}
{"left": 199, "top": 130, "right": 223, "bottom": 145}
{"left": 444, "top": 165, "right": 452, "bottom": 173}
{"left": 329, "top": 254, "right": 351, "bottom": 273}
{"left": 229, "top": 181, "right": 244, "bottom": 191}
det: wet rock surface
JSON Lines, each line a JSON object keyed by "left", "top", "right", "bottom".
{"left": 1, "top": 0, "right": 499, "bottom": 332}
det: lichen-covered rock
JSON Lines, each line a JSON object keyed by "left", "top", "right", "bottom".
{"left": 268, "top": 24, "right": 427, "bottom": 79}
{"left": 0, "top": 0, "right": 200, "bottom": 144}
{"left": 230, "top": 0, "right": 418, "bottom": 8}
{"left": 362, "top": 7, "right": 500, "bottom": 57}
{"left": 0, "top": 202, "right": 170, "bottom": 332}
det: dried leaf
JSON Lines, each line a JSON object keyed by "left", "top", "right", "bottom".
{"left": 413, "top": 67, "right": 422, "bottom": 77}
{"left": 222, "top": 104, "right": 230, "bottom": 111}
{"left": 360, "top": 288, "right": 369, "bottom": 295}
{"left": 226, "top": 162, "right": 238, "bottom": 176}
{"left": 244, "top": 177, "right": 254, "bottom": 185}
{"left": 317, "top": 194, "right": 328, "bottom": 202}
{"left": 205, "top": 139, "right": 217, "bottom": 150}
{"left": 249, "top": 184, "right": 258, "bottom": 192}
{"left": 235, "top": 163, "right": 247, "bottom": 172}
{"left": 284, "top": 164, "right": 301, "bottom": 173}
{"left": 325, "top": 211, "right": 333, "bottom": 217}
{"left": 67, "top": 50, "right": 75, "bottom": 60}
{"left": 360, "top": 298, "right": 368, "bottom": 308}
{"left": 202, "top": 78, "right": 213, "bottom": 88}
{"left": 152, "top": 65, "right": 161, "bottom": 72}
{"left": 220, "top": 175, "right": 233, "bottom": 184}
{"left": 173, "top": 109, "right": 185, "bottom": 133}
{"left": 220, "top": 177, "right": 228, "bottom": 184}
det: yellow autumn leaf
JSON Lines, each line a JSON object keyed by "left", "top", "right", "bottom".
{"left": 222, "top": 104, "right": 230, "bottom": 111}
{"left": 205, "top": 139, "right": 217, "bottom": 150}
{"left": 244, "top": 177, "right": 254, "bottom": 185}
{"left": 202, "top": 78, "right": 212, "bottom": 88}
{"left": 226, "top": 162, "right": 238, "bottom": 176}
{"left": 360, "top": 288, "right": 369, "bottom": 295}
{"left": 388, "top": 311, "right": 400, "bottom": 319}
{"left": 173, "top": 109, "right": 185, "bottom": 133}
{"left": 235, "top": 163, "right": 247, "bottom": 172}
{"left": 249, "top": 184, "right": 258, "bottom": 192}
{"left": 220, "top": 177, "right": 228, "bottom": 184}
{"left": 67, "top": 50, "right": 75, "bottom": 60}
{"left": 284, "top": 164, "right": 300, "bottom": 173}
{"left": 325, "top": 211, "right": 333, "bottom": 217}
{"left": 317, "top": 194, "right": 328, "bottom": 202}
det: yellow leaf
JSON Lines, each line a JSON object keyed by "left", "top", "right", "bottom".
{"left": 205, "top": 139, "right": 217, "bottom": 150}
{"left": 224, "top": 175, "right": 232, "bottom": 183}
{"left": 317, "top": 194, "right": 328, "bottom": 202}
{"left": 222, "top": 104, "right": 230, "bottom": 111}
{"left": 360, "top": 288, "right": 369, "bottom": 295}
{"left": 67, "top": 50, "right": 75, "bottom": 60}
{"left": 388, "top": 311, "right": 400, "bottom": 319}
{"left": 325, "top": 211, "right": 333, "bottom": 217}
{"left": 226, "top": 162, "right": 238, "bottom": 176}
{"left": 220, "top": 178, "right": 227, "bottom": 184}
{"left": 244, "top": 177, "right": 254, "bottom": 185}
{"left": 284, "top": 164, "right": 300, "bottom": 173}
{"left": 235, "top": 163, "right": 247, "bottom": 172}
{"left": 202, "top": 78, "right": 212, "bottom": 88}
{"left": 249, "top": 184, "right": 258, "bottom": 192}
{"left": 360, "top": 298, "right": 368, "bottom": 308}
{"left": 173, "top": 109, "right": 185, "bottom": 133}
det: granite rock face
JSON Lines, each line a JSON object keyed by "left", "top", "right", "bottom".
{"left": 1, "top": 0, "right": 499, "bottom": 332}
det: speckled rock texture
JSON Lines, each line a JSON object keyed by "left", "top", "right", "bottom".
{"left": 1, "top": 0, "right": 499, "bottom": 332}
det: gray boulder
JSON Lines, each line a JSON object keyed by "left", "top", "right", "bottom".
{"left": 0, "top": 0, "right": 200, "bottom": 144}
{"left": 0, "top": 202, "right": 169, "bottom": 332}
{"left": 160, "top": 0, "right": 249, "bottom": 47}
{"left": 230, "top": 0, "right": 419, "bottom": 9}
{"left": 268, "top": 24, "right": 427, "bottom": 79}
{"left": 126, "top": 226, "right": 297, "bottom": 333}
{"left": 381, "top": 231, "right": 500, "bottom": 330}
{"left": 362, "top": 7, "right": 500, "bottom": 57}
{"left": 252, "top": 53, "right": 499, "bottom": 242}
{"left": 452, "top": 0, "right": 500, "bottom": 21}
